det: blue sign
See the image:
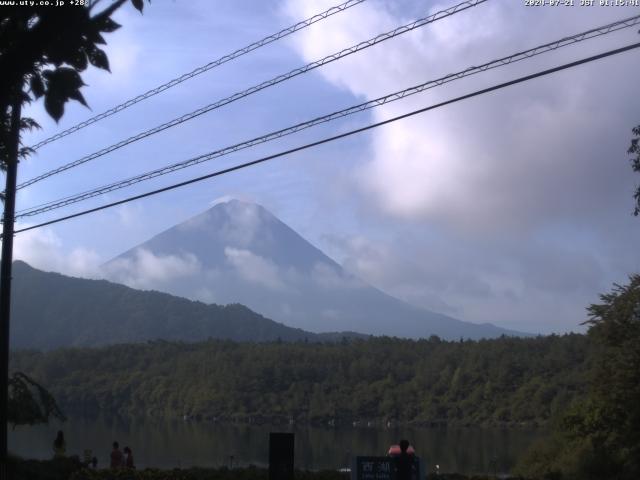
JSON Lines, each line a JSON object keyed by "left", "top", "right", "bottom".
{"left": 352, "top": 456, "right": 424, "bottom": 480}
{"left": 353, "top": 456, "right": 393, "bottom": 480}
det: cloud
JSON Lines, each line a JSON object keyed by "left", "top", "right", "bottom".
{"left": 9, "top": 0, "right": 637, "bottom": 337}
{"left": 310, "top": 262, "right": 364, "bottom": 290}
{"left": 224, "top": 247, "right": 286, "bottom": 291}
{"left": 103, "top": 248, "right": 201, "bottom": 290}
{"left": 209, "top": 194, "right": 255, "bottom": 207}
{"left": 282, "top": 0, "right": 640, "bottom": 333}
{"left": 325, "top": 230, "right": 611, "bottom": 333}
{"left": 284, "top": 0, "right": 639, "bottom": 230}
{"left": 12, "top": 227, "right": 101, "bottom": 278}
{"left": 219, "top": 202, "right": 265, "bottom": 246}
{"left": 179, "top": 200, "right": 266, "bottom": 248}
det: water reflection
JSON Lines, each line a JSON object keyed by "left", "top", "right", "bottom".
{"left": 9, "top": 416, "right": 541, "bottom": 475}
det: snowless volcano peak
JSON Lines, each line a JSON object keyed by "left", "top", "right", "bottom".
{"left": 104, "top": 201, "right": 530, "bottom": 340}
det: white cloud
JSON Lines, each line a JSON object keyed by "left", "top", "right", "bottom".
{"left": 220, "top": 202, "right": 264, "bottom": 246}
{"left": 103, "top": 248, "right": 201, "bottom": 290}
{"left": 310, "top": 261, "right": 363, "bottom": 290}
{"left": 284, "top": 0, "right": 639, "bottom": 230}
{"left": 281, "top": 0, "right": 640, "bottom": 333}
{"left": 326, "top": 230, "right": 610, "bottom": 333}
{"left": 179, "top": 200, "right": 266, "bottom": 248}
{"left": 12, "top": 227, "right": 102, "bottom": 278}
{"left": 209, "top": 194, "right": 255, "bottom": 207}
{"left": 224, "top": 247, "right": 286, "bottom": 291}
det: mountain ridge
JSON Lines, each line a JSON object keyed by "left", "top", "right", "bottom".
{"left": 104, "top": 199, "right": 530, "bottom": 339}
{"left": 10, "top": 260, "right": 366, "bottom": 350}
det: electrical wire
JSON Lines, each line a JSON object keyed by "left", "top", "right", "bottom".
{"left": 15, "top": 13, "right": 640, "bottom": 219}
{"left": 16, "top": 0, "right": 487, "bottom": 191}
{"left": 12, "top": 41, "right": 640, "bottom": 236}
{"left": 29, "top": 0, "right": 369, "bottom": 151}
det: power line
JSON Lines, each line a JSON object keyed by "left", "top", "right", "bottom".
{"left": 28, "top": 0, "right": 369, "bottom": 151}
{"left": 15, "top": 13, "right": 640, "bottom": 219}
{"left": 16, "top": 0, "right": 487, "bottom": 191}
{"left": 12, "top": 41, "right": 640, "bottom": 236}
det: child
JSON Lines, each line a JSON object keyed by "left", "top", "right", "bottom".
{"left": 124, "top": 446, "right": 135, "bottom": 469}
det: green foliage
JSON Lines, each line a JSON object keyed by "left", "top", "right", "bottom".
{"left": 575, "top": 275, "right": 640, "bottom": 478}
{"left": 7, "top": 458, "right": 526, "bottom": 480}
{"left": 68, "top": 466, "right": 348, "bottom": 480}
{"left": 7, "top": 458, "right": 528, "bottom": 480}
{"left": 424, "top": 476, "right": 523, "bottom": 480}
{"left": 8, "top": 454, "right": 84, "bottom": 480}
{"left": 513, "top": 430, "right": 612, "bottom": 480}
{"left": 7, "top": 372, "right": 65, "bottom": 427}
{"left": 515, "top": 276, "right": 640, "bottom": 480}
{"left": 0, "top": 0, "right": 148, "bottom": 170}
{"left": 11, "top": 334, "right": 589, "bottom": 427}
{"left": 67, "top": 471, "right": 504, "bottom": 480}
{"left": 69, "top": 466, "right": 269, "bottom": 480}
{"left": 628, "top": 126, "right": 640, "bottom": 216}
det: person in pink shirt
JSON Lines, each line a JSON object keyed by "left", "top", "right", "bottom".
{"left": 110, "top": 441, "right": 124, "bottom": 469}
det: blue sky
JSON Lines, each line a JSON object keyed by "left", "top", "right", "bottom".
{"left": 12, "top": 0, "right": 640, "bottom": 334}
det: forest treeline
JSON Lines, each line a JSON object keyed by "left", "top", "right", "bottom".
{"left": 10, "top": 334, "right": 589, "bottom": 427}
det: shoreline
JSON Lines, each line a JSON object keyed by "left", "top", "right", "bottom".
{"left": 57, "top": 411, "right": 547, "bottom": 430}
{"left": 9, "top": 457, "right": 530, "bottom": 480}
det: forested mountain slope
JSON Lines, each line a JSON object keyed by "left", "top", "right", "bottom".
{"left": 11, "top": 334, "right": 590, "bottom": 427}
{"left": 10, "top": 261, "right": 330, "bottom": 349}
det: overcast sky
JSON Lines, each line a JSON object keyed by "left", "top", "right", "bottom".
{"left": 12, "top": 0, "right": 640, "bottom": 334}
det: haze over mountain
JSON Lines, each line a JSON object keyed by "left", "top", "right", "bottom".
{"left": 103, "top": 199, "right": 528, "bottom": 340}
{"left": 10, "top": 260, "right": 341, "bottom": 350}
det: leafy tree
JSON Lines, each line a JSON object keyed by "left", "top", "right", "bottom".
{"left": 0, "top": 0, "right": 148, "bottom": 134}
{"left": 10, "top": 334, "right": 590, "bottom": 428}
{"left": 0, "top": 0, "right": 149, "bottom": 433}
{"left": 627, "top": 126, "right": 640, "bottom": 216}
{"left": 516, "top": 276, "right": 640, "bottom": 480}
{"left": 7, "top": 372, "right": 65, "bottom": 428}
{"left": 572, "top": 276, "right": 640, "bottom": 478}
{"left": 516, "top": 118, "right": 640, "bottom": 478}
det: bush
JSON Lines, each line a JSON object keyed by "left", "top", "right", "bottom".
{"left": 7, "top": 455, "right": 84, "bottom": 480}
{"left": 70, "top": 466, "right": 264, "bottom": 480}
{"left": 69, "top": 467, "right": 347, "bottom": 480}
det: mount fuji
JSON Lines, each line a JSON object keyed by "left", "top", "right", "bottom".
{"left": 103, "top": 199, "right": 527, "bottom": 340}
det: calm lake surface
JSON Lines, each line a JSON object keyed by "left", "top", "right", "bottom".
{"left": 9, "top": 417, "right": 542, "bottom": 475}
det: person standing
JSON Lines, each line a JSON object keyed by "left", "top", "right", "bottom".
{"left": 124, "top": 446, "right": 135, "bottom": 469}
{"left": 52, "top": 431, "right": 66, "bottom": 458}
{"left": 394, "top": 439, "right": 413, "bottom": 480}
{"left": 110, "top": 441, "right": 124, "bottom": 469}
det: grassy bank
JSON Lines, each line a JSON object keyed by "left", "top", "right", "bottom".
{"left": 8, "top": 457, "right": 531, "bottom": 480}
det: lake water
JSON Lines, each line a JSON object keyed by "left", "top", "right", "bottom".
{"left": 9, "top": 417, "right": 541, "bottom": 475}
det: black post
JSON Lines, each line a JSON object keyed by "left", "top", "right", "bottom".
{"left": 0, "top": 98, "right": 21, "bottom": 476}
{"left": 269, "top": 432, "right": 294, "bottom": 480}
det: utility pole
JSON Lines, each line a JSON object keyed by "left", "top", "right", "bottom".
{"left": 0, "top": 96, "right": 22, "bottom": 477}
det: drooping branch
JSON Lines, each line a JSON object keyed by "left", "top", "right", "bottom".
{"left": 7, "top": 372, "right": 66, "bottom": 428}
